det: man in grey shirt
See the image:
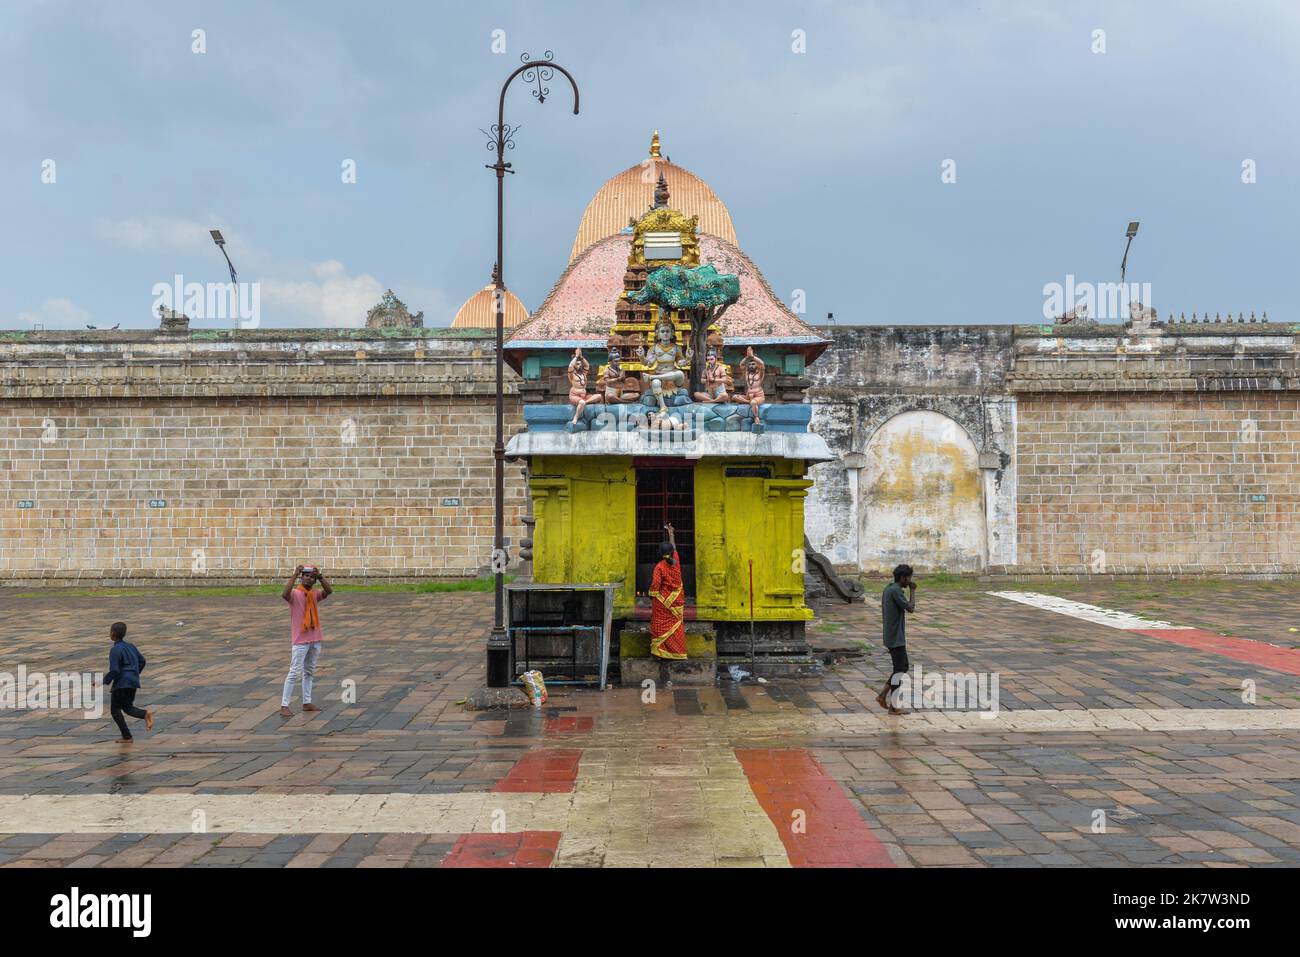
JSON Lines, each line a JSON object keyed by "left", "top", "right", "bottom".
{"left": 876, "top": 564, "right": 916, "bottom": 714}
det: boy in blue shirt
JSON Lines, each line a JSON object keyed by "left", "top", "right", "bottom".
{"left": 104, "top": 621, "right": 154, "bottom": 743}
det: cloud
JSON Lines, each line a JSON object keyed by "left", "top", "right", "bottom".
{"left": 17, "top": 298, "right": 93, "bottom": 329}
{"left": 94, "top": 216, "right": 230, "bottom": 252}
{"left": 311, "top": 260, "right": 348, "bottom": 280}
{"left": 260, "top": 264, "right": 386, "bottom": 327}
{"left": 96, "top": 219, "right": 396, "bottom": 326}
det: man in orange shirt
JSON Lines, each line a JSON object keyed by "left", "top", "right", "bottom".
{"left": 280, "top": 564, "right": 333, "bottom": 718}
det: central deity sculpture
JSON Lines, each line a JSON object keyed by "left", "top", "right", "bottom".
{"left": 641, "top": 315, "right": 692, "bottom": 397}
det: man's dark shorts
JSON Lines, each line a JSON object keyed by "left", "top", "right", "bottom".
{"left": 888, "top": 645, "right": 910, "bottom": 685}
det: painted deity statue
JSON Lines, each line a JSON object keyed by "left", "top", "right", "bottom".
{"left": 566, "top": 348, "right": 603, "bottom": 425}
{"left": 740, "top": 346, "right": 766, "bottom": 428}
{"left": 597, "top": 347, "right": 641, "bottom": 403}
{"left": 641, "top": 316, "right": 691, "bottom": 396}
{"left": 692, "top": 348, "right": 732, "bottom": 403}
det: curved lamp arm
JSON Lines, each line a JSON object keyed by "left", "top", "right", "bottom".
{"left": 484, "top": 52, "right": 580, "bottom": 167}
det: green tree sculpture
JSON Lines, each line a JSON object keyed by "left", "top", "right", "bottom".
{"left": 629, "top": 264, "right": 741, "bottom": 396}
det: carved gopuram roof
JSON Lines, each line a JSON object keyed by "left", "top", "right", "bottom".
{"left": 506, "top": 232, "right": 829, "bottom": 360}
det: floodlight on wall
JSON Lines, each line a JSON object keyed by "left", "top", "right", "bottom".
{"left": 1120, "top": 221, "right": 1140, "bottom": 287}
{"left": 210, "top": 229, "right": 237, "bottom": 285}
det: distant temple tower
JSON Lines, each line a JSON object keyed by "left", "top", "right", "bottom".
{"left": 365, "top": 289, "right": 424, "bottom": 328}
{"left": 451, "top": 284, "right": 528, "bottom": 330}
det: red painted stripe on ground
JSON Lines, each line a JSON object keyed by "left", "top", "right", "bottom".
{"left": 735, "top": 748, "right": 895, "bottom": 867}
{"left": 544, "top": 716, "right": 594, "bottom": 734}
{"left": 441, "top": 831, "right": 561, "bottom": 868}
{"left": 1132, "top": 628, "right": 1300, "bottom": 676}
{"left": 492, "top": 748, "right": 582, "bottom": 793}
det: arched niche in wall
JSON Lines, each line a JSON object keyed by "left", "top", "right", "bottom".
{"left": 858, "top": 409, "right": 987, "bottom": 573}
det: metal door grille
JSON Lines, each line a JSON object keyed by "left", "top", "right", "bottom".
{"left": 634, "top": 462, "right": 695, "bottom": 598}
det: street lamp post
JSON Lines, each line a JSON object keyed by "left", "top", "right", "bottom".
{"left": 482, "top": 52, "right": 579, "bottom": 688}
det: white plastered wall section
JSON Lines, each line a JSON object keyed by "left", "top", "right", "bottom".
{"left": 805, "top": 398, "right": 1017, "bottom": 573}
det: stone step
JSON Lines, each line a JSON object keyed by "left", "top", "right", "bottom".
{"left": 618, "top": 624, "right": 717, "bottom": 686}
{"left": 718, "top": 654, "right": 824, "bottom": 678}
{"left": 617, "top": 624, "right": 716, "bottom": 659}
{"left": 619, "top": 655, "right": 717, "bottom": 687}
{"left": 716, "top": 638, "right": 812, "bottom": 655}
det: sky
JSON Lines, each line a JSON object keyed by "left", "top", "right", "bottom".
{"left": 2, "top": 0, "right": 1297, "bottom": 330}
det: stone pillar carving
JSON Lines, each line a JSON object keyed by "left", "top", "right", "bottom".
{"left": 516, "top": 462, "right": 535, "bottom": 582}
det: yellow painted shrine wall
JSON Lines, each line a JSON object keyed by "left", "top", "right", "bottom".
{"left": 529, "top": 456, "right": 813, "bottom": 622}
{"left": 529, "top": 455, "right": 638, "bottom": 610}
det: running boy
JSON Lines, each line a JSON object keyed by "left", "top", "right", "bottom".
{"left": 104, "top": 621, "right": 153, "bottom": 742}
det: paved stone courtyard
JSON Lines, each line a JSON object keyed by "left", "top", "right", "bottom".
{"left": 2, "top": 580, "right": 1300, "bottom": 867}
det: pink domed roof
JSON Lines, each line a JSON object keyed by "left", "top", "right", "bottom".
{"left": 506, "top": 233, "right": 829, "bottom": 360}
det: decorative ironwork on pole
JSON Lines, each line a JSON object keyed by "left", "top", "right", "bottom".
{"left": 482, "top": 52, "right": 580, "bottom": 689}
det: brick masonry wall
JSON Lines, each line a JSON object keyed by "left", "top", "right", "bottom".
{"left": 0, "top": 395, "right": 525, "bottom": 583}
{"left": 1015, "top": 392, "right": 1300, "bottom": 574}
{"left": 4, "top": 323, "right": 1298, "bottom": 581}
{"left": 0, "top": 330, "right": 527, "bottom": 584}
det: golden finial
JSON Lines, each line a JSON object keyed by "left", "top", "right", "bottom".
{"left": 649, "top": 130, "right": 661, "bottom": 158}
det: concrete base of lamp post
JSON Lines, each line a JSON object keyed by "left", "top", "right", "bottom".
{"left": 463, "top": 685, "right": 531, "bottom": 711}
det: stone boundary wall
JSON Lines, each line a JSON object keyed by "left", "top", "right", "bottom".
{"left": 1008, "top": 323, "right": 1300, "bottom": 575}
{"left": 0, "top": 330, "right": 525, "bottom": 584}
{"left": 806, "top": 326, "right": 1018, "bottom": 572}
{"left": 2, "top": 321, "right": 1296, "bottom": 582}
{"left": 807, "top": 322, "right": 1300, "bottom": 576}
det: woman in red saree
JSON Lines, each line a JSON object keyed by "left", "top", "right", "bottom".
{"left": 650, "top": 523, "right": 687, "bottom": 660}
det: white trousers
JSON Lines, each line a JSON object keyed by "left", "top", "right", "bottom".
{"left": 282, "top": 642, "right": 322, "bottom": 707}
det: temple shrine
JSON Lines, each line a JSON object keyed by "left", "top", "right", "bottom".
{"left": 504, "top": 133, "right": 835, "bottom": 681}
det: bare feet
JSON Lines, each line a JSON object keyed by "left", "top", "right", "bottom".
{"left": 118, "top": 737, "right": 133, "bottom": 744}
{"left": 145, "top": 710, "right": 154, "bottom": 731}
{"left": 279, "top": 706, "right": 294, "bottom": 718}
{"left": 302, "top": 703, "right": 321, "bottom": 712}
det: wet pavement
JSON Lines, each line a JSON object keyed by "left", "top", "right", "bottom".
{"left": 2, "top": 579, "right": 1299, "bottom": 867}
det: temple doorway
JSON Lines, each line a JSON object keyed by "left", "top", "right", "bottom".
{"left": 634, "top": 459, "right": 696, "bottom": 599}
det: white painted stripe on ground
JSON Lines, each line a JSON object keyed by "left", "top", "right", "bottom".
{"left": 987, "top": 591, "right": 1186, "bottom": 630}
{"left": 0, "top": 792, "right": 572, "bottom": 835}
{"left": 853, "top": 708, "right": 1300, "bottom": 733}
{"left": 0, "top": 745, "right": 794, "bottom": 868}
{"left": 1, "top": 712, "right": 1296, "bottom": 845}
